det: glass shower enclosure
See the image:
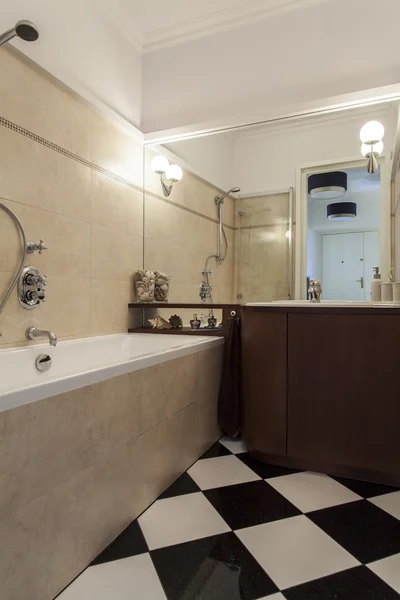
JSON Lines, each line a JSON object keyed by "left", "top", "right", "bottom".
{"left": 235, "top": 189, "right": 293, "bottom": 304}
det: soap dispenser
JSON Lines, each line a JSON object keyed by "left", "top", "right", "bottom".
{"left": 381, "top": 269, "right": 394, "bottom": 302}
{"left": 370, "top": 267, "right": 382, "bottom": 302}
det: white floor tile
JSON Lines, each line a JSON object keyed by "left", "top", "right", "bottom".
{"left": 368, "top": 553, "right": 400, "bottom": 593}
{"left": 259, "top": 595, "right": 286, "bottom": 600}
{"left": 369, "top": 491, "right": 400, "bottom": 520}
{"left": 219, "top": 436, "right": 248, "bottom": 454}
{"left": 188, "top": 455, "right": 260, "bottom": 490}
{"left": 57, "top": 554, "right": 166, "bottom": 600}
{"left": 236, "top": 515, "right": 359, "bottom": 590}
{"left": 138, "top": 492, "right": 230, "bottom": 550}
{"left": 268, "top": 471, "right": 361, "bottom": 513}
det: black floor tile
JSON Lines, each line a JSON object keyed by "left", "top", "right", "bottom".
{"left": 283, "top": 565, "right": 400, "bottom": 599}
{"left": 332, "top": 476, "right": 400, "bottom": 499}
{"left": 90, "top": 520, "right": 148, "bottom": 566}
{"left": 200, "top": 442, "right": 232, "bottom": 460}
{"left": 238, "top": 454, "right": 301, "bottom": 479}
{"left": 308, "top": 500, "right": 400, "bottom": 564}
{"left": 204, "top": 480, "right": 301, "bottom": 530}
{"left": 151, "top": 531, "right": 278, "bottom": 600}
{"left": 159, "top": 472, "right": 201, "bottom": 500}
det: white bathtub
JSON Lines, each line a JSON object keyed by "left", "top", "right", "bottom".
{"left": 0, "top": 333, "right": 224, "bottom": 412}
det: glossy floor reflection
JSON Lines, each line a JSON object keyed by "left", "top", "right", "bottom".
{"left": 57, "top": 437, "right": 400, "bottom": 599}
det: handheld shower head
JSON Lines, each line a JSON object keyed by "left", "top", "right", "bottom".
{"left": 0, "top": 20, "right": 39, "bottom": 47}
{"left": 215, "top": 186, "right": 241, "bottom": 205}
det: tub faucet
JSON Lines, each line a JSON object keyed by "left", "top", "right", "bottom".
{"left": 25, "top": 326, "right": 57, "bottom": 347}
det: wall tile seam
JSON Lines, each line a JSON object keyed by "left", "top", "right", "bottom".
{"left": 0, "top": 116, "right": 236, "bottom": 230}
{"left": 239, "top": 222, "right": 290, "bottom": 230}
{"left": 170, "top": 400, "right": 197, "bottom": 418}
{"left": 0, "top": 193, "right": 92, "bottom": 226}
{"left": 144, "top": 188, "right": 235, "bottom": 230}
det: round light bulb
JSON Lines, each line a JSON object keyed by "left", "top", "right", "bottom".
{"left": 166, "top": 164, "right": 183, "bottom": 183}
{"left": 151, "top": 155, "right": 169, "bottom": 174}
{"left": 360, "top": 121, "right": 384, "bottom": 144}
{"left": 361, "top": 140, "right": 384, "bottom": 157}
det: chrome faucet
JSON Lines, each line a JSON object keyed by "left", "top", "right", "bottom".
{"left": 200, "top": 280, "right": 212, "bottom": 303}
{"left": 25, "top": 326, "right": 57, "bottom": 347}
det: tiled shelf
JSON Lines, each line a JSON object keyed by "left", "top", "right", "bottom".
{"left": 128, "top": 327, "right": 223, "bottom": 336}
{"left": 128, "top": 303, "right": 240, "bottom": 337}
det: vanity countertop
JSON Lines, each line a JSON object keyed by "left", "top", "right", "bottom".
{"left": 244, "top": 300, "right": 400, "bottom": 314}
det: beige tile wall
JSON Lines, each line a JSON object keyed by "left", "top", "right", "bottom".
{"left": 237, "top": 192, "right": 290, "bottom": 303}
{"left": 0, "top": 48, "right": 144, "bottom": 346}
{"left": 144, "top": 147, "right": 235, "bottom": 310}
{"left": 0, "top": 345, "right": 223, "bottom": 600}
{"left": 0, "top": 48, "right": 236, "bottom": 346}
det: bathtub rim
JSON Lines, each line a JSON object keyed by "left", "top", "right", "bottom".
{"left": 0, "top": 333, "right": 224, "bottom": 412}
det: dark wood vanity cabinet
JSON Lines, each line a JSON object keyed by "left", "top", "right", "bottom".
{"left": 242, "top": 307, "right": 400, "bottom": 485}
{"left": 241, "top": 310, "right": 287, "bottom": 456}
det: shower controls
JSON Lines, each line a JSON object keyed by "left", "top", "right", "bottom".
{"left": 26, "top": 239, "right": 47, "bottom": 254}
{"left": 18, "top": 266, "right": 47, "bottom": 309}
{"left": 35, "top": 354, "right": 52, "bottom": 372}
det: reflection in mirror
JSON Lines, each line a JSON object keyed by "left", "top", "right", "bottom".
{"left": 307, "top": 167, "right": 381, "bottom": 301}
{"left": 144, "top": 99, "right": 400, "bottom": 309}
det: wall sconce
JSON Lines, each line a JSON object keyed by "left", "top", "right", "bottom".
{"left": 151, "top": 155, "right": 183, "bottom": 197}
{"left": 360, "top": 121, "right": 384, "bottom": 174}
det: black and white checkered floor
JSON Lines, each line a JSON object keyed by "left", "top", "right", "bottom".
{"left": 58, "top": 437, "right": 400, "bottom": 599}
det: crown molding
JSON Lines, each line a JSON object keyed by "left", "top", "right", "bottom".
{"left": 232, "top": 102, "right": 397, "bottom": 141}
{"left": 143, "top": 0, "right": 329, "bottom": 53}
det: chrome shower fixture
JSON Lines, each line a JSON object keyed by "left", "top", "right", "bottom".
{"left": 199, "top": 186, "right": 240, "bottom": 303}
{"left": 0, "top": 20, "right": 39, "bottom": 47}
{"left": 215, "top": 187, "right": 240, "bottom": 205}
{"left": 215, "top": 186, "right": 240, "bottom": 262}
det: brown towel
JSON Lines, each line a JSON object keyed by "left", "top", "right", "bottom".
{"left": 218, "top": 316, "right": 241, "bottom": 437}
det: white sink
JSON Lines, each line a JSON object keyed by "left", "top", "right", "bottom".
{"left": 246, "top": 300, "right": 400, "bottom": 308}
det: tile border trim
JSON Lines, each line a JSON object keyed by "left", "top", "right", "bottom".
{"left": 239, "top": 222, "right": 290, "bottom": 230}
{"left": 0, "top": 116, "right": 235, "bottom": 230}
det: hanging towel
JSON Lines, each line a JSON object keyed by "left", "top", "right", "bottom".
{"left": 218, "top": 314, "right": 241, "bottom": 437}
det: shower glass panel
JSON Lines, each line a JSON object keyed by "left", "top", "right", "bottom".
{"left": 236, "top": 191, "right": 291, "bottom": 303}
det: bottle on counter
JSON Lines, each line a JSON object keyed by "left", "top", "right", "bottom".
{"left": 370, "top": 267, "right": 382, "bottom": 302}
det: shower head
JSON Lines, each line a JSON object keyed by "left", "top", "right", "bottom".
{"left": 0, "top": 20, "right": 39, "bottom": 47}
{"left": 215, "top": 186, "right": 241, "bottom": 204}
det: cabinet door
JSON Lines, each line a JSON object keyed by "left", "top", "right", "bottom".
{"left": 242, "top": 310, "right": 287, "bottom": 456}
{"left": 288, "top": 313, "right": 400, "bottom": 475}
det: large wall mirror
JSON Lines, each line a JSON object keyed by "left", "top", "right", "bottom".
{"left": 143, "top": 100, "right": 400, "bottom": 307}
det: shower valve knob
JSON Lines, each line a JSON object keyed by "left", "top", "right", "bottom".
{"left": 27, "top": 239, "right": 47, "bottom": 254}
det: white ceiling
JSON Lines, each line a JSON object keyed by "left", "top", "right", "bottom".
{"left": 116, "top": 0, "right": 327, "bottom": 52}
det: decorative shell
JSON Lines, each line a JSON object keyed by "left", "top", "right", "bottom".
{"left": 148, "top": 316, "right": 173, "bottom": 330}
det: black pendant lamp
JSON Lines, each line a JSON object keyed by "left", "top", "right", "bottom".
{"left": 327, "top": 202, "right": 357, "bottom": 221}
{"left": 308, "top": 171, "right": 347, "bottom": 199}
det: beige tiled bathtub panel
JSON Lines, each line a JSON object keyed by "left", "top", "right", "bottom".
{"left": 0, "top": 345, "right": 223, "bottom": 600}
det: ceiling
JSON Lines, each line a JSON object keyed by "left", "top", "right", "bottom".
{"left": 115, "top": 0, "right": 328, "bottom": 52}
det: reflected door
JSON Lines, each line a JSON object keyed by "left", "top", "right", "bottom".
{"left": 322, "top": 232, "right": 364, "bottom": 300}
